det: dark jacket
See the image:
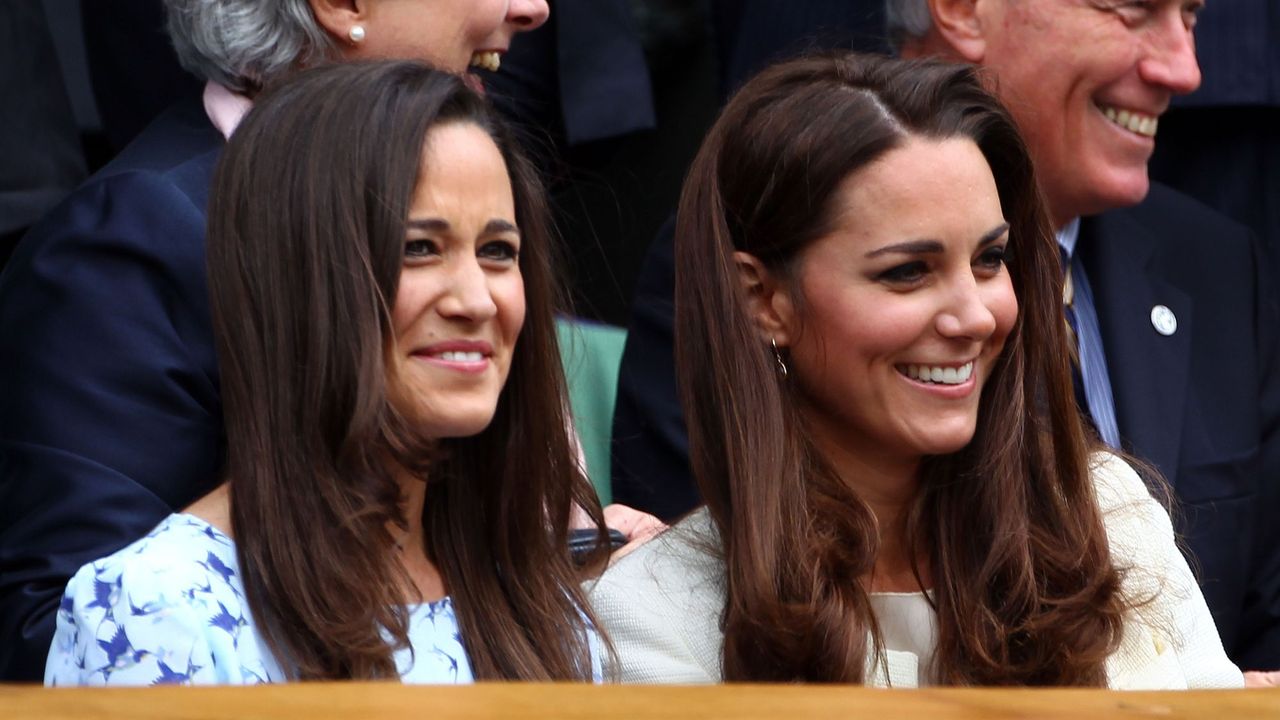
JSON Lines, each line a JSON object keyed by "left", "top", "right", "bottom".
{"left": 0, "top": 95, "right": 225, "bottom": 681}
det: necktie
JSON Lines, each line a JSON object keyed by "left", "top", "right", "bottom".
{"left": 1061, "top": 250, "right": 1092, "bottom": 417}
{"left": 1059, "top": 246, "right": 1121, "bottom": 448}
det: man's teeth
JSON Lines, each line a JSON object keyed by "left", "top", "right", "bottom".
{"left": 470, "top": 51, "right": 501, "bottom": 72}
{"left": 435, "top": 351, "right": 484, "bottom": 363}
{"left": 902, "top": 362, "right": 973, "bottom": 386}
{"left": 1099, "top": 104, "right": 1158, "bottom": 137}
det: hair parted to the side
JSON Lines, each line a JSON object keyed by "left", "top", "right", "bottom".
{"left": 674, "top": 52, "right": 1127, "bottom": 685}
{"left": 207, "top": 60, "right": 609, "bottom": 681}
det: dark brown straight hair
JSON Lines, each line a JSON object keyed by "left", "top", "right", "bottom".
{"left": 674, "top": 52, "right": 1127, "bottom": 685}
{"left": 207, "top": 60, "right": 609, "bottom": 680}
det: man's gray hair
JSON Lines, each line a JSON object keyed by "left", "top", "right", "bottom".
{"left": 163, "top": 0, "right": 334, "bottom": 92}
{"left": 884, "top": 0, "right": 934, "bottom": 50}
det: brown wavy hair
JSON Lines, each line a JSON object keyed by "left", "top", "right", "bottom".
{"left": 206, "top": 61, "right": 609, "bottom": 680}
{"left": 674, "top": 52, "right": 1127, "bottom": 685}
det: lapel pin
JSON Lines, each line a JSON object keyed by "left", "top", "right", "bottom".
{"left": 1151, "top": 305, "right": 1177, "bottom": 336}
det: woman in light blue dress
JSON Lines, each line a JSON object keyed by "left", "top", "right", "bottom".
{"left": 46, "top": 61, "right": 608, "bottom": 685}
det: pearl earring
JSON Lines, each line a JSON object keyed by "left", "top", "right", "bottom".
{"left": 348, "top": 25, "right": 366, "bottom": 43}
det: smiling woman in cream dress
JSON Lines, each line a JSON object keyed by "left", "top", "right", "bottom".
{"left": 589, "top": 52, "right": 1242, "bottom": 690}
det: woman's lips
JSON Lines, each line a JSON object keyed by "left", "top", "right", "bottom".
{"left": 894, "top": 360, "right": 979, "bottom": 398}
{"left": 412, "top": 340, "right": 493, "bottom": 374}
{"left": 897, "top": 361, "right": 974, "bottom": 385}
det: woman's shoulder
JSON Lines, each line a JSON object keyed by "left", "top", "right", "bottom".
{"left": 592, "top": 508, "right": 724, "bottom": 601}
{"left": 1087, "top": 451, "right": 1153, "bottom": 510}
{"left": 1086, "top": 451, "right": 1180, "bottom": 567}
{"left": 587, "top": 508, "right": 726, "bottom": 684}
{"left": 1085, "top": 451, "right": 1176, "bottom": 587}
{"left": 47, "top": 514, "right": 273, "bottom": 686}
{"left": 77, "top": 514, "right": 240, "bottom": 590}
{"left": 1085, "top": 453, "right": 1244, "bottom": 690}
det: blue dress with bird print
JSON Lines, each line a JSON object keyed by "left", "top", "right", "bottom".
{"left": 45, "top": 513, "right": 597, "bottom": 685}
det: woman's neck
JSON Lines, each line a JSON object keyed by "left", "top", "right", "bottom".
{"left": 390, "top": 465, "right": 447, "bottom": 603}
{"left": 807, "top": 422, "right": 930, "bottom": 593}
{"left": 184, "top": 482, "right": 233, "bottom": 536}
{"left": 184, "top": 472, "right": 447, "bottom": 604}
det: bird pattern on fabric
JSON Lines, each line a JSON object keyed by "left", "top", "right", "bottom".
{"left": 44, "top": 514, "right": 483, "bottom": 685}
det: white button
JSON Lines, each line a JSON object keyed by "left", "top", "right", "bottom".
{"left": 1151, "top": 305, "right": 1177, "bottom": 336}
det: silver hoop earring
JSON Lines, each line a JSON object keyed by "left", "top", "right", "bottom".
{"left": 348, "top": 25, "right": 366, "bottom": 43}
{"left": 771, "top": 337, "right": 788, "bottom": 379}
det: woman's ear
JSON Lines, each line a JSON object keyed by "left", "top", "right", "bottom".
{"left": 733, "top": 251, "right": 796, "bottom": 347}
{"left": 308, "top": 0, "right": 366, "bottom": 46}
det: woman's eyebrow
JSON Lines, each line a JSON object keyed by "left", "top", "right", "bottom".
{"left": 865, "top": 222, "right": 1011, "bottom": 258}
{"left": 865, "top": 239, "right": 944, "bottom": 258}
{"left": 406, "top": 217, "right": 449, "bottom": 232}
{"left": 978, "top": 222, "right": 1012, "bottom": 246}
{"left": 484, "top": 219, "right": 519, "bottom": 235}
{"left": 405, "top": 218, "right": 519, "bottom": 234}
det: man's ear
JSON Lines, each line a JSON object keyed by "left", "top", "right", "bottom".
{"left": 308, "top": 0, "right": 366, "bottom": 44}
{"left": 927, "top": 0, "right": 989, "bottom": 63}
{"left": 734, "top": 251, "right": 796, "bottom": 347}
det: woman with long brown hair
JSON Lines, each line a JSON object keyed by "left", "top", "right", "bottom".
{"left": 589, "top": 52, "right": 1242, "bottom": 688}
{"left": 1, "top": 0, "right": 558, "bottom": 682}
{"left": 46, "top": 60, "right": 609, "bottom": 684}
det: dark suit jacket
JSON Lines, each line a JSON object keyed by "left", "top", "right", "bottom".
{"left": 1079, "top": 185, "right": 1280, "bottom": 669}
{"left": 0, "top": 95, "right": 224, "bottom": 681}
{"left": 0, "top": 1, "right": 86, "bottom": 237}
{"left": 612, "top": 184, "right": 1280, "bottom": 668}
{"left": 486, "top": 0, "right": 654, "bottom": 147}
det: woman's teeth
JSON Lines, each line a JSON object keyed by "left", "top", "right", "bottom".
{"left": 470, "top": 51, "right": 501, "bottom": 72}
{"left": 902, "top": 362, "right": 973, "bottom": 386}
{"left": 1098, "top": 104, "right": 1158, "bottom": 138}
{"left": 435, "top": 351, "right": 484, "bottom": 363}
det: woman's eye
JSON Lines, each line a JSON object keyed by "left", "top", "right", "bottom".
{"left": 975, "top": 245, "right": 1008, "bottom": 273}
{"left": 877, "top": 261, "right": 927, "bottom": 285}
{"left": 404, "top": 238, "right": 440, "bottom": 260}
{"left": 478, "top": 240, "right": 519, "bottom": 264}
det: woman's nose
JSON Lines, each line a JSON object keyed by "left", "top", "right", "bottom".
{"left": 935, "top": 276, "right": 998, "bottom": 340}
{"left": 436, "top": 260, "right": 499, "bottom": 322}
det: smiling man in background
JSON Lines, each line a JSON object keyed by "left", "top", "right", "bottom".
{"left": 890, "top": 0, "right": 1280, "bottom": 680}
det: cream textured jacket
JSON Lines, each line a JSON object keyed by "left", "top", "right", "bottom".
{"left": 588, "top": 454, "right": 1244, "bottom": 689}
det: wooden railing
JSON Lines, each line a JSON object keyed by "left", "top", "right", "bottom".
{"left": 1, "top": 683, "right": 1277, "bottom": 720}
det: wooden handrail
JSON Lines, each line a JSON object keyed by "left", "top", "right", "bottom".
{"left": 1, "top": 683, "right": 1277, "bottom": 720}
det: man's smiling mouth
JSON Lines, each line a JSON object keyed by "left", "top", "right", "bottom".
{"left": 1096, "top": 103, "right": 1158, "bottom": 138}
